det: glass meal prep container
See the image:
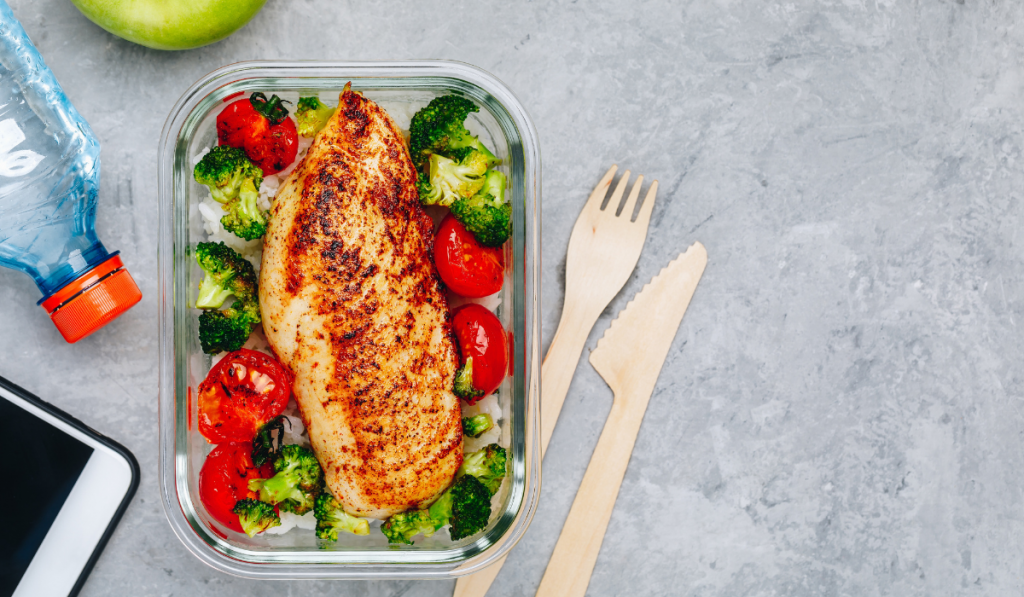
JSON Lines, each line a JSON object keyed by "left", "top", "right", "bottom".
{"left": 157, "top": 61, "right": 541, "bottom": 580}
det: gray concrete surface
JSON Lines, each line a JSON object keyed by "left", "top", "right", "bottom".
{"left": 2, "top": 0, "right": 1024, "bottom": 595}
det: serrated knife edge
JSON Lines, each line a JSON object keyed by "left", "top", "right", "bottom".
{"left": 589, "top": 242, "right": 707, "bottom": 395}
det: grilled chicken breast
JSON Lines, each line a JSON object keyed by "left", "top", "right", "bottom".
{"left": 260, "top": 87, "right": 463, "bottom": 519}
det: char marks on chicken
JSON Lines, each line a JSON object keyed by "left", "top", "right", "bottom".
{"left": 260, "top": 86, "right": 463, "bottom": 519}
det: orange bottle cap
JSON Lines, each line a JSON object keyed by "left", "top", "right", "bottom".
{"left": 40, "top": 254, "right": 142, "bottom": 343}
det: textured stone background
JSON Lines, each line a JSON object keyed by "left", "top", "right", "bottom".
{"left": 2, "top": 0, "right": 1024, "bottom": 595}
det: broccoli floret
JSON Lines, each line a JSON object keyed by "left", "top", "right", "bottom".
{"left": 220, "top": 179, "right": 268, "bottom": 241}
{"left": 453, "top": 357, "right": 484, "bottom": 400}
{"left": 296, "top": 96, "right": 336, "bottom": 137}
{"left": 381, "top": 508, "right": 440, "bottom": 545}
{"left": 198, "top": 308, "right": 260, "bottom": 354}
{"left": 462, "top": 414, "right": 494, "bottom": 438}
{"left": 195, "top": 241, "right": 258, "bottom": 309}
{"left": 427, "top": 489, "right": 453, "bottom": 523}
{"left": 447, "top": 475, "right": 493, "bottom": 540}
{"left": 409, "top": 95, "right": 478, "bottom": 170}
{"left": 194, "top": 145, "right": 263, "bottom": 204}
{"left": 193, "top": 146, "right": 267, "bottom": 240}
{"left": 251, "top": 416, "right": 287, "bottom": 467}
{"left": 314, "top": 493, "right": 370, "bottom": 540}
{"left": 248, "top": 445, "right": 323, "bottom": 515}
{"left": 232, "top": 498, "right": 280, "bottom": 537}
{"left": 459, "top": 144, "right": 500, "bottom": 171}
{"left": 417, "top": 153, "right": 491, "bottom": 206}
{"left": 409, "top": 95, "right": 504, "bottom": 210}
{"left": 459, "top": 444, "right": 508, "bottom": 496}
{"left": 450, "top": 170, "right": 511, "bottom": 247}
{"left": 379, "top": 474, "right": 493, "bottom": 544}
{"left": 194, "top": 242, "right": 261, "bottom": 354}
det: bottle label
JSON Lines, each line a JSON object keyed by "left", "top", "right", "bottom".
{"left": 0, "top": 118, "right": 42, "bottom": 177}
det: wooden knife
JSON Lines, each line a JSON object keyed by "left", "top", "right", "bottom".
{"left": 534, "top": 242, "right": 707, "bottom": 597}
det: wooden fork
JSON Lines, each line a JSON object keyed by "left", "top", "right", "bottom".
{"left": 454, "top": 165, "right": 658, "bottom": 597}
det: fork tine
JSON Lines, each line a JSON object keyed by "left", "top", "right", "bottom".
{"left": 584, "top": 165, "right": 618, "bottom": 213}
{"left": 618, "top": 174, "right": 644, "bottom": 218}
{"left": 634, "top": 179, "right": 658, "bottom": 226}
{"left": 604, "top": 170, "right": 631, "bottom": 211}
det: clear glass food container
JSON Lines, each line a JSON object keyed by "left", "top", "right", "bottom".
{"left": 157, "top": 61, "right": 541, "bottom": 580}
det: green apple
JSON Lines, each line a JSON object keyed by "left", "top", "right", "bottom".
{"left": 69, "top": 0, "right": 268, "bottom": 51}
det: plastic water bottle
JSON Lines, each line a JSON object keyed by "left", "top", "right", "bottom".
{"left": 0, "top": 1, "right": 140, "bottom": 343}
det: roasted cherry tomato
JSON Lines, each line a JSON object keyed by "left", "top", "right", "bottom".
{"left": 198, "top": 349, "right": 292, "bottom": 443}
{"left": 452, "top": 304, "right": 509, "bottom": 401}
{"left": 216, "top": 92, "right": 299, "bottom": 176}
{"left": 199, "top": 443, "right": 273, "bottom": 533}
{"left": 435, "top": 214, "right": 504, "bottom": 298}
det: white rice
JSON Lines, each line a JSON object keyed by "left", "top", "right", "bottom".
{"left": 374, "top": 101, "right": 417, "bottom": 132}
{"left": 279, "top": 415, "right": 308, "bottom": 447}
{"left": 192, "top": 146, "right": 210, "bottom": 166}
{"left": 198, "top": 180, "right": 270, "bottom": 273}
{"left": 461, "top": 393, "right": 502, "bottom": 453}
{"left": 449, "top": 290, "right": 503, "bottom": 313}
{"left": 264, "top": 510, "right": 317, "bottom": 535}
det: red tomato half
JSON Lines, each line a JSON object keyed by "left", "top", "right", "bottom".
{"left": 216, "top": 97, "right": 262, "bottom": 149}
{"left": 199, "top": 443, "right": 271, "bottom": 533}
{"left": 198, "top": 349, "right": 292, "bottom": 444}
{"left": 435, "top": 214, "right": 504, "bottom": 298}
{"left": 216, "top": 93, "right": 299, "bottom": 176}
{"left": 244, "top": 117, "right": 298, "bottom": 176}
{"left": 452, "top": 304, "right": 509, "bottom": 401}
